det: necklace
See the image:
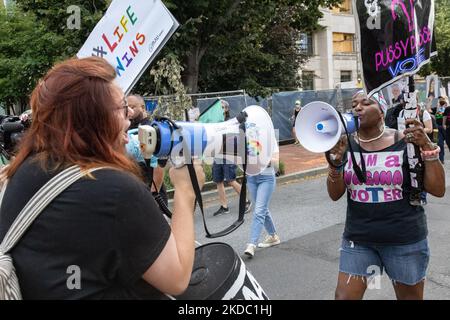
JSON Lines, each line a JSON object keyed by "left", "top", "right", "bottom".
{"left": 357, "top": 127, "right": 386, "bottom": 143}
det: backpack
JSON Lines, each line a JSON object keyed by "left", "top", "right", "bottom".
{"left": 0, "top": 165, "right": 103, "bottom": 300}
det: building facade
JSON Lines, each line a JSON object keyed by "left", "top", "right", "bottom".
{"left": 299, "top": 0, "right": 362, "bottom": 91}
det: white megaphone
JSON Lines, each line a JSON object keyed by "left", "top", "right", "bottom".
{"left": 138, "top": 105, "right": 276, "bottom": 176}
{"left": 295, "top": 101, "right": 358, "bottom": 153}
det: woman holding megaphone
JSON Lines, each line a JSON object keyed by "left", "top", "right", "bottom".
{"left": 326, "top": 91, "right": 445, "bottom": 300}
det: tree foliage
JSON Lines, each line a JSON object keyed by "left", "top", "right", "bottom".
{"left": 165, "top": 0, "right": 342, "bottom": 96}
{"left": 421, "top": 0, "right": 450, "bottom": 76}
{"left": 0, "top": 4, "right": 65, "bottom": 113}
{"left": 1, "top": 0, "right": 342, "bottom": 110}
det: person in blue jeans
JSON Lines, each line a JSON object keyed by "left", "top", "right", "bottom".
{"left": 212, "top": 100, "right": 251, "bottom": 216}
{"left": 244, "top": 150, "right": 281, "bottom": 258}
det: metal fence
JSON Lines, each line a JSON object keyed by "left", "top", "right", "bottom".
{"left": 143, "top": 87, "right": 395, "bottom": 142}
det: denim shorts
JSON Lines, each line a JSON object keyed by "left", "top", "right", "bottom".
{"left": 212, "top": 163, "right": 237, "bottom": 183}
{"left": 339, "top": 238, "right": 430, "bottom": 286}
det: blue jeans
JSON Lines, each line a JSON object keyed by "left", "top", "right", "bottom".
{"left": 339, "top": 238, "right": 430, "bottom": 286}
{"left": 247, "top": 172, "right": 277, "bottom": 245}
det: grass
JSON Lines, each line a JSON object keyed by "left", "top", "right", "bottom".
{"left": 163, "top": 160, "right": 286, "bottom": 190}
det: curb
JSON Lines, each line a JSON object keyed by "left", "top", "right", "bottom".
{"left": 168, "top": 166, "right": 329, "bottom": 204}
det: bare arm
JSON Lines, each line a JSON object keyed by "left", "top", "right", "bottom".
{"left": 424, "top": 158, "right": 446, "bottom": 197}
{"left": 423, "top": 119, "right": 433, "bottom": 134}
{"left": 142, "top": 165, "right": 205, "bottom": 295}
{"left": 326, "top": 137, "right": 348, "bottom": 201}
{"left": 327, "top": 167, "right": 346, "bottom": 201}
{"left": 404, "top": 120, "right": 445, "bottom": 197}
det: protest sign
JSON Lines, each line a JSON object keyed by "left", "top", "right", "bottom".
{"left": 77, "top": 0, "right": 179, "bottom": 94}
{"left": 354, "top": 0, "right": 437, "bottom": 97}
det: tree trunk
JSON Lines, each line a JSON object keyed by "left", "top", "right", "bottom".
{"left": 182, "top": 48, "right": 200, "bottom": 94}
{"left": 182, "top": 45, "right": 208, "bottom": 94}
{"left": 183, "top": 57, "right": 199, "bottom": 94}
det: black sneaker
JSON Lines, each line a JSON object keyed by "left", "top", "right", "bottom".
{"left": 245, "top": 200, "right": 252, "bottom": 214}
{"left": 213, "top": 206, "right": 230, "bottom": 216}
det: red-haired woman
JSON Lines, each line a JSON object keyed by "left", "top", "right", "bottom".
{"left": 0, "top": 57, "right": 204, "bottom": 299}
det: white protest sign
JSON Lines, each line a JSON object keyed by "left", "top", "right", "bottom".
{"left": 77, "top": 0, "right": 179, "bottom": 94}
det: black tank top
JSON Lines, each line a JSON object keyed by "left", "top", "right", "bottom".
{"left": 343, "top": 136, "right": 427, "bottom": 245}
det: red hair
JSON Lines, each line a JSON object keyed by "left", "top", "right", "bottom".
{"left": 6, "top": 57, "right": 141, "bottom": 178}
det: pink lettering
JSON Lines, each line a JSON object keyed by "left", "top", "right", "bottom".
{"left": 392, "top": 189, "right": 403, "bottom": 200}
{"left": 384, "top": 189, "right": 393, "bottom": 201}
{"left": 366, "top": 154, "right": 378, "bottom": 167}
{"left": 400, "top": 38, "right": 409, "bottom": 57}
{"left": 366, "top": 172, "right": 373, "bottom": 186}
{"left": 347, "top": 153, "right": 353, "bottom": 169}
{"left": 385, "top": 155, "right": 401, "bottom": 168}
{"left": 352, "top": 173, "right": 361, "bottom": 186}
{"left": 372, "top": 171, "right": 380, "bottom": 185}
{"left": 392, "top": 170, "right": 403, "bottom": 186}
{"left": 375, "top": 52, "right": 384, "bottom": 72}
{"left": 358, "top": 190, "right": 369, "bottom": 202}
{"left": 391, "top": 0, "right": 415, "bottom": 33}
{"left": 379, "top": 171, "right": 393, "bottom": 185}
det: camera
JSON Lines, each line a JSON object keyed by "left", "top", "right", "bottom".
{"left": 0, "top": 112, "right": 31, "bottom": 161}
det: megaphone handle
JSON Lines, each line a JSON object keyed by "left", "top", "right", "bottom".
{"left": 337, "top": 112, "right": 367, "bottom": 183}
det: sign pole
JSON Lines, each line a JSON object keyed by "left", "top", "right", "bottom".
{"left": 403, "top": 75, "right": 425, "bottom": 205}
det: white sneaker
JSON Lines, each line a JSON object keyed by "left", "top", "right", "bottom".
{"left": 244, "top": 244, "right": 256, "bottom": 258}
{"left": 258, "top": 234, "right": 281, "bottom": 248}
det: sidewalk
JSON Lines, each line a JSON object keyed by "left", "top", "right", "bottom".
{"left": 198, "top": 143, "right": 328, "bottom": 204}
{"left": 279, "top": 143, "right": 327, "bottom": 175}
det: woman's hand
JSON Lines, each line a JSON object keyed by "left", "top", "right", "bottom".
{"left": 403, "top": 119, "right": 434, "bottom": 150}
{"left": 326, "top": 136, "right": 348, "bottom": 167}
{"left": 169, "top": 164, "right": 205, "bottom": 199}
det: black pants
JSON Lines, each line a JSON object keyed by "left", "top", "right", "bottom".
{"left": 446, "top": 127, "right": 450, "bottom": 153}
{"left": 438, "top": 126, "right": 446, "bottom": 162}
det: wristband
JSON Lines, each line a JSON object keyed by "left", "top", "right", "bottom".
{"left": 421, "top": 145, "right": 440, "bottom": 160}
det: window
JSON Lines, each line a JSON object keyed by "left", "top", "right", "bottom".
{"left": 340, "top": 70, "right": 352, "bottom": 83}
{"left": 333, "top": 33, "right": 354, "bottom": 53}
{"left": 332, "top": 0, "right": 352, "bottom": 14}
{"left": 302, "top": 71, "right": 315, "bottom": 91}
{"left": 298, "top": 33, "right": 314, "bottom": 56}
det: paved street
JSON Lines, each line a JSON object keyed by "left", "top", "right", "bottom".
{"left": 193, "top": 158, "right": 450, "bottom": 300}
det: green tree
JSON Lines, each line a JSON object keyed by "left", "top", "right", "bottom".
{"left": 165, "top": 0, "right": 342, "bottom": 95}
{"left": 420, "top": 0, "right": 450, "bottom": 76}
{"left": 6, "top": 0, "right": 341, "bottom": 108}
{"left": 0, "top": 4, "right": 65, "bottom": 114}
{"left": 18, "top": 0, "right": 111, "bottom": 58}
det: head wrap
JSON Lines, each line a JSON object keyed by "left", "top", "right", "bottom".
{"left": 353, "top": 89, "right": 387, "bottom": 116}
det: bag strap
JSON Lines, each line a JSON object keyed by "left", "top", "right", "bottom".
{"left": 0, "top": 165, "right": 105, "bottom": 254}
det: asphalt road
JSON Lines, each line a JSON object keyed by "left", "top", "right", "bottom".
{"left": 192, "top": 157, "right": 450, "bottom": 300}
